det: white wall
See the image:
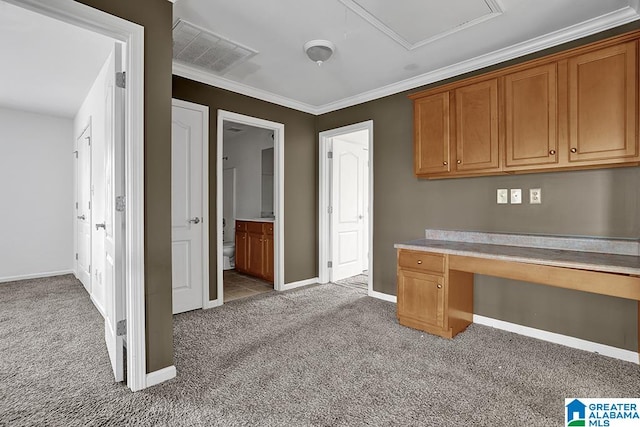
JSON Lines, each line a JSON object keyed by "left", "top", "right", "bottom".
{"left": 0, "top": 107, "right": 74, "bottom": 282}
{"left": 223, "top": 126, "right": 274, "bottom": 220}
{"left": 73, "top": 47, "right": 114, "bottom": 314}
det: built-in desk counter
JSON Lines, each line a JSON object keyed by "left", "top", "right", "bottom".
{"left": 394, "top": 230, "right": 640, "bottom": 359}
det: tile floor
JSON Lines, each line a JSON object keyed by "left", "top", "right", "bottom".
{"left": 332, "top": 272, "right": 368, "bottom": 290}
{"left": 223, "top": 270, "right": 274, "bottom": 302}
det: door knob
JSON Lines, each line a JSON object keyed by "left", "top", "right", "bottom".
{"left": 77, "top": 215, "right": 86, "bottom": 220}
{"left": 189, "top": 217, "right": 200, "bottom": 224}
{"left": 95, "top": 223, "right": 106, "bottom": 230}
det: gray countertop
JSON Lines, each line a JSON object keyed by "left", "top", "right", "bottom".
{"left": 235, "top": 218, "right": 275, "bottom": 223}
{"left": 395, "top": 232, "right": 640, "bottom": 276}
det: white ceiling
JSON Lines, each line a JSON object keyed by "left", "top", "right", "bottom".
{"left": 0, "top": 1, "right": 114, "bottom": 118}
{"left": 173, "top": 0, "right": 640, "bottom": 115}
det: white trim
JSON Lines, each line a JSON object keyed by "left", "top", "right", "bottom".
{"left": 474, "top": 315, "right": 639, "bottom": 364}
{"left": 204, "top": 298, "right": 223, "bottom": 309}
{"left": 173, "top": 7, "right": 640, "bottom": 116}
{"left": 282, "top": 277, "right": 319, "bottom": 291}
{"left": 368, "top": 290, "right": 397, "bottom": 304}
{"left": 318, "top": 121, "right": 374, "bottom": 294}
{"left": 90, "top": 295, "right": 106, "bottom": 318}
{"left": 216, "top": 110, "right": 285, "bottom": 303}
{"left": 145, "top": 365, "right": 177, "bottom": 388}
{"left": 174, "top": 63, "right": 318, "bottom": 115}
{"left": 171, "top": 99, "right": 210, "bottom": 311}
{"left": 0, "top": 270, "right": 75, "bottom": 284}
{"left": 8, "top": 0, "right": 147, "bottom": 392}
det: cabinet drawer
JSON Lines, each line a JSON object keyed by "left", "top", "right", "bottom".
{"left": 398, "top": 250, "right": 445, "bottom": 274}
{"left": 236, "top": 221, "right": 247, "bottom": 231}
{"left": 247, "top": 222, "right": 265, "bottom": 233}
{"left": 265, "top": 224, "right": 274, "bottom": 235}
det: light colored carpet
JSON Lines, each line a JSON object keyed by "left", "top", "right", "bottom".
{"left": 1, "top": 274, "right": 638, "bottom": 426}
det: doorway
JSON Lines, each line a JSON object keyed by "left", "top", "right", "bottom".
{"left": 319, "top": 121, "right": 373, "bottom": 294}
{"left": 5, "top": 0, "right": 147, "bottom": 391}
{"left": 216, "top": 110, "right": 284, "bottom": 304}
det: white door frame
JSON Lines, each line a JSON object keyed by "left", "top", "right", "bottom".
{"left": 10, "top": 0, "right": 147, "bottom": 391}
{"left": 216, "top": 110, "right": 285, "bottom": 303}
{"left": 171, "top": 98, "right": 210, "bottom": 311}
{"left": 319, "top": 121, "right": 374, "bottom": 296}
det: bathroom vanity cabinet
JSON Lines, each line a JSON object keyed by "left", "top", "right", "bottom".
{"left": 235, "top": 220, "right": 274, "bottom": 283}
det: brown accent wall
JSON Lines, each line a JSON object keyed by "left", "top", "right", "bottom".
{"left": 317, "top": 25, "right": 640, "bottom": 351}
{"left": 75, "top": 0, "right": 174, "bottom": 373}
{"left": 172, "top": 77, "right": 318, "bottom": 300}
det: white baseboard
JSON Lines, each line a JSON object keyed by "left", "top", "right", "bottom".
{"left": 145, "top": 365, "right": 176, "bottom": 388}
{"left": 90, "top": 295, "right": 106, "bottom": 318}
{"left": 0, "top": 270, "right": 74, "bottom": 284}
{"left": 473, "top": 315, "right": 639, "bottom": 364}
{"left": 281, "top": 277, "right": 319, "bottom": 291}
{"left": 368, "top": 289, "right": 397, "bottom": 303}
{"left": 204, "top": 298, "right": 222, "bottom": 309}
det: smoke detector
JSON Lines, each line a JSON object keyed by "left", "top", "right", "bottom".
{"left": 303, "top": 40, "right": 335, "bottom": 66}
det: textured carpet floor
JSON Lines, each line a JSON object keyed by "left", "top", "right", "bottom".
{"left": 1, "top": 275, "right": 638, "bottom": 426}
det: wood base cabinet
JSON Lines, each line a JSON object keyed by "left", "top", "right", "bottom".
{"left": 235, "top": 220, "right": 274, "bottom": 284}
{"left": 397, "top": 249, "right": 473, "bottom": 339}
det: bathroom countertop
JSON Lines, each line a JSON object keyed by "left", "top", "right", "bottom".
{"left": 235, "top": 218, "right": 275, "bottom": 223}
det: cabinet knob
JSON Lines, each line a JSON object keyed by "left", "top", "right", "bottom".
{"left": 417, "top": 260, "right": 422, "bottom": 265}
{"left": 549, "top": 149, "right": 556, "bottom": 155}
{"left": 437, "top": 284, "right": 442, "bottom": 289}
{"left": 570, "top": 148, "right": 577, "bottom": 153}
{"left": 443, "top": 161, "right": 448, "bottom": 166}
{"left": 457, "top": 160, "right": 462, "bottom": 164}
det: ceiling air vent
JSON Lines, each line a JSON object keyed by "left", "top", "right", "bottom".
{"left": 172, "top": 19, "right": 258, "bottom": 74}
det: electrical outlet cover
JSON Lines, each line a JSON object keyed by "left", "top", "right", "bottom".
{"left": 510, "top": 189, "right": 522, "bottom": 204}
{"left": 530, "top": 188, "right": 542, "bottom": 204}
{"left": 497, "top": 189, "right": 508, "bottom": 204}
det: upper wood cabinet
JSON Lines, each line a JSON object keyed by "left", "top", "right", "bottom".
{"left": 410, "top": 31, "right": 640, "bottom": 179}
{"left": 504, "top": 63, "right": 558, "bottom": 169}
{"left": 414, "top": 92, "right": 450, "bottom": 174}
{"left": 454, "top": 79, "right": 500, "bottom": 172}
{"left": 567, "top": 41, "right": 639, "bottom": 165}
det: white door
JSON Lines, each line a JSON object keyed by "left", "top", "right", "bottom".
{"left": 103, "top": 43, "right": 126, "bottom": 382}
{"left": 330, "top": 139, "right": 367, "bottom": 281}
{"left": 76, "top": 124, "right": 92, "bottom": 292}
{"left": 171, "top": 100, "right": 206, "bottom": 314}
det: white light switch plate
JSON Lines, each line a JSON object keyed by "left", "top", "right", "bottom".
{"left": 510, "top": 189, "right": 522, "bottom": 204}
{"left": 530, "top": 188, "right": 542, "bottom": 204}
{"left": 497, "top": 189, "right": 508, "bottom": 204}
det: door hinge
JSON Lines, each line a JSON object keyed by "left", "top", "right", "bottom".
{"left": 328, "top": 261, "right": 333, "bottom": 268}
{"left": 88, "top": 201, "right": 91, "bottom": 210}
{"left": 327, "top": 151, "right": 333, "bottom": 159}
{"left": 116, "top": 196, "right": 126, "bottom": 212}
{"left": 116, "top": 319, "right": 126, "bottom": 336}
{"left": 75, "top": 202, "right": 78, "bottom": 210}
{"left": 328, "top": 206, "right": 333, "bottom": 214}
{"left": 116, "top": 72, "right": 126, "bottom": 89}
{"left": 73, "top": 150, "right": 78, "bottom": 158}
{"left": 89, "top": 265, "right": 91, "bottom": 274}
{"left": 75, "top": 253, "right": 78, "bottom": 260}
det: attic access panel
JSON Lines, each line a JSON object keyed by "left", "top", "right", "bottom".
{"left": 340, "top": 0, "right": 504, "bottom": 50}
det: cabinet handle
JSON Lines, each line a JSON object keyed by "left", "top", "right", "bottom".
{"left": 570, "top": 148, "right": 577, "bottom": 153}
{"left": 549, "top": 149, "right": 556, "bottom": 155}
{"left": 457, "top": 160, "right": 462, "bottom": 164}
{"left": 443, "top": 161, "right": 448, "bottom": 166}
{"left": 437, "top": 284, "right": 442, "bottom": 289}
{"left": 417, "top": 260, "right": 422, "bottom": 265}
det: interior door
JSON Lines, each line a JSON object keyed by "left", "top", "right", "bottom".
{"left": 103, "top": 43, "right": 126, "bottom": 382}
{"left": 171, "top": 100, "right": 205, "bottom": 314}
{"left": 76, "top": 124, "right": 92, "bottom": 292}
{"left": 330, "top": 139, "right": 367, "bottom": 281}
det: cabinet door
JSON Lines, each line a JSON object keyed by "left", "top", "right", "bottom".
{"left": 248, "top": 232, "right": 264, "bottom": 277}
{"left": 504, "top": 63, "right": 558, "bottom": 168}
{"left": 397, "top": 269, "right": 444, "bottom": 328}
{"left": 454, "top": 79, "right": 500, "bottom": 172}
{"left": 263, "top": 234, "right": 274, "bottom": 283}
{"left": 414, "top": 92, "right": 451, "bottom": 175}
{"left": 567, "top": 41, "right": 638, "bottom": 163}
{"left": 235, "top": 230, "right": 248, "bottom": 273}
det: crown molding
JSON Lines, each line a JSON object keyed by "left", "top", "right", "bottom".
{"left": 173, "top": 6, "right": 640, "bottom": 116}
{"left": 172, "top": 62, "right": 319, "bottom": 115}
